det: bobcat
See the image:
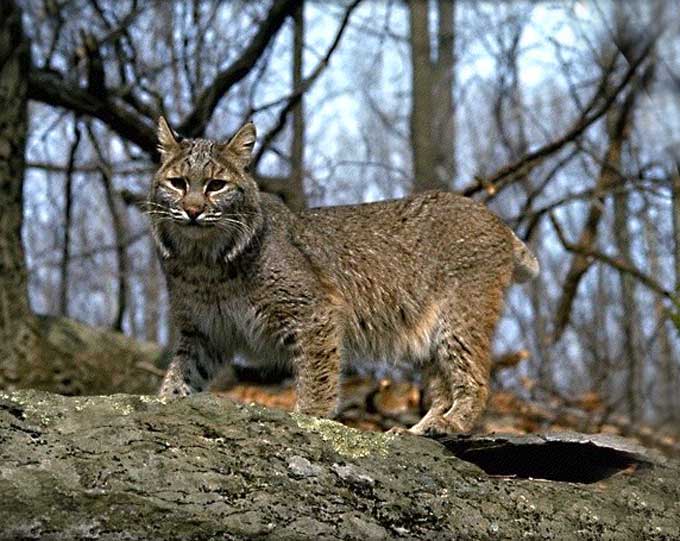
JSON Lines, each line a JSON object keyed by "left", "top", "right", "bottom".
{"left": 150, "top": 117, "right": 538, "bottom": 435}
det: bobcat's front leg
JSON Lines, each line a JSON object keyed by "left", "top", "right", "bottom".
{"left": 290, "top": 318, "right": 341, "bottom": 417}
{"left": 159, "top": 328, "right": 218, "bottom": 399}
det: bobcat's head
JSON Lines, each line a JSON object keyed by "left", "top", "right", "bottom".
{"left": 148, "top": 117, "right": 263, "bottom": 261}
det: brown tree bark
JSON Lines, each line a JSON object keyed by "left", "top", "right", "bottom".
{"left": 433, "top": 0, "right": 456, "bottom": 187}
{"left": 408, "top": 0, "right": 442, "bottom": 193}
{"left": 0, "top": 0, "right": 31, "bottom": 389}
{"left": 289, "top": 1, "right": 307, "bottom": 211}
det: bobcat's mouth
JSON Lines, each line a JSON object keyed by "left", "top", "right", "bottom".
{"left": 176, "top": 215, "right": 209, "bottom": 227}
{"left": 172, "top": 219, "right": 217, "bottom": 240}
{"left": 184, "top": 230, "right": 214, "bottom": 242}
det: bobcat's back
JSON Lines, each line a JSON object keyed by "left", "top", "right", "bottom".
{"left": 292, "top": 190, "right": 520, "bottom": 292}
{"left": 272, "top": 190, "right": 531, "bottom": 366}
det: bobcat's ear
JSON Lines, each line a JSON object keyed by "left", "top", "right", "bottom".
{"left": 222, "top": 122, "right": 256, "bottom": 167}
{"left": 157, "top": 116, "right": 180, "bottom": 160}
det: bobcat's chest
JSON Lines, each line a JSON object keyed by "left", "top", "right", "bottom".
{"left": 200, "top": 293, "right": 251, "bottom": 352}
{"left": 205, "top": 292, "right": 287, "bottom": 364}
{"left": 170, "top": 265, "right": 284, "bottom": 362}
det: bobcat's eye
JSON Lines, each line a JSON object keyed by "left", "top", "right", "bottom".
{"left": 205, "top": 179, "right": 228, "bottom": 193}
{"left": 166, "top": 177, "right": 187, "bottom": 192}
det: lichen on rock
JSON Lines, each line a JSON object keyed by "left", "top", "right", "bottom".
{"left": 1, "top": 390, "right": 679, "bottom": 540}
{"left": 292, "top": 413, "right": 393, "bottom": 458}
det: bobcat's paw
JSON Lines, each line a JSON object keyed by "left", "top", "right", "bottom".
{"left": 386, "top": 426, "right": 414, "bottom": 436}
{"left": 159, "top": 381, "right": 193, "bottom": 400}
{"left": 408, "top": 415, "right": 469, "bottom": 436}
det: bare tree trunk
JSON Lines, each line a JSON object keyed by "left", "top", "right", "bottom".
{"left": 289, "top": 1, "right": 306, "bottom": 211}
{"left": 672, "top": 162, "right": 680, "bottom": 299}
{"left": 433, "top": 0, "right": 456, "bottom": 187}
{"left": 0, "top": 0, "right": 31, "bottom": 388}
{"left": 58, "top": 119, "right": 81, "bottom": 317}
{"left": 612, "top": 162, "right": 640, "bottom": 423}
{"left": 644, "top": 208, "right": 677, "bottom": 424}
{"left": 87, "top": 124, "right": 129, "bottom": 332}
{"left": 408, "top": 0, "right": 443, "bottom": 192}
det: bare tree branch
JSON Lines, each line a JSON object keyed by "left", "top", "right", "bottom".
{"left": 460, "top": 34, "right": 658, "bottom": 198}
{"left": 28, "top": 0, "right": 302, "bottom": 161}
{"left": 178, "top": 0, "right": 302, "bottom": 138}
{"left": 28, "top": 69, "right": 159, "bottom": 157}
{"left": 552, "top": 57, "right": 657, "bottom": 340}
{"left": 252, "top": 0, "right": 362, "bottom": 169}
{"left": 549, "top": 214, "right": 673, "bottom": 302}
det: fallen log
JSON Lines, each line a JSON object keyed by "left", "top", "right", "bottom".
{"left": 0, "top": 390, "right": 678, "bottom": 540}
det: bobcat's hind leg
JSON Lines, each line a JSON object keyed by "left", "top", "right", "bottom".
{"left": 409, "top": 307, "right": 495, "bottom": 436}
{"left": 404, "top": 365, "right": 450, "bottom": 435}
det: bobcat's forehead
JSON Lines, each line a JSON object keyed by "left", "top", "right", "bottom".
{"left": 184, "top": 139, "right": 215, "bottom": 168}
{"left": 159, "top": 138, "right": 240, "bottom": 180}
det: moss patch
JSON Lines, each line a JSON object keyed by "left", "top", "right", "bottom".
{"left": 292, "top": 413, "right": 393, "bottom": 458}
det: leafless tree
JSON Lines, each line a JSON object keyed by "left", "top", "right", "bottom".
{"left": 3, "top": 0, "right": 680, "bottom": 437}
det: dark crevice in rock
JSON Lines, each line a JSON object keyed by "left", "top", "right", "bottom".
{"left": 433, "top": 434, "right": 656, "bottom": 483}
{"left": 0, "top": 402, "right": 25, "bottom": 420}
{"left": 8, "top": 422, "right": 42, "bottom": 439}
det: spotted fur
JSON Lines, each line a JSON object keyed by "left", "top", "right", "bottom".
{"left": 149, "top": 117, "right": 539, "bottom": 434}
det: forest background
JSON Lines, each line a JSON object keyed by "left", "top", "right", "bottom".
{"left": 2, "top": 0, "right": 679, "bottom": 453}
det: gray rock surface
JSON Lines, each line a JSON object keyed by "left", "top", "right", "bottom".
{"left": 1, "top": 390, "right": 678, "bottom": 540}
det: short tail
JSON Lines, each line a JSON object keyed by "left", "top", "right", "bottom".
{"left": 511, "top": 232, "right": 539, "bottom": 283}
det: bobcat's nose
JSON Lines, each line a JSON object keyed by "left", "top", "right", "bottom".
{"left": 183, "top": 204, "right": 204, "bottom": 221}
